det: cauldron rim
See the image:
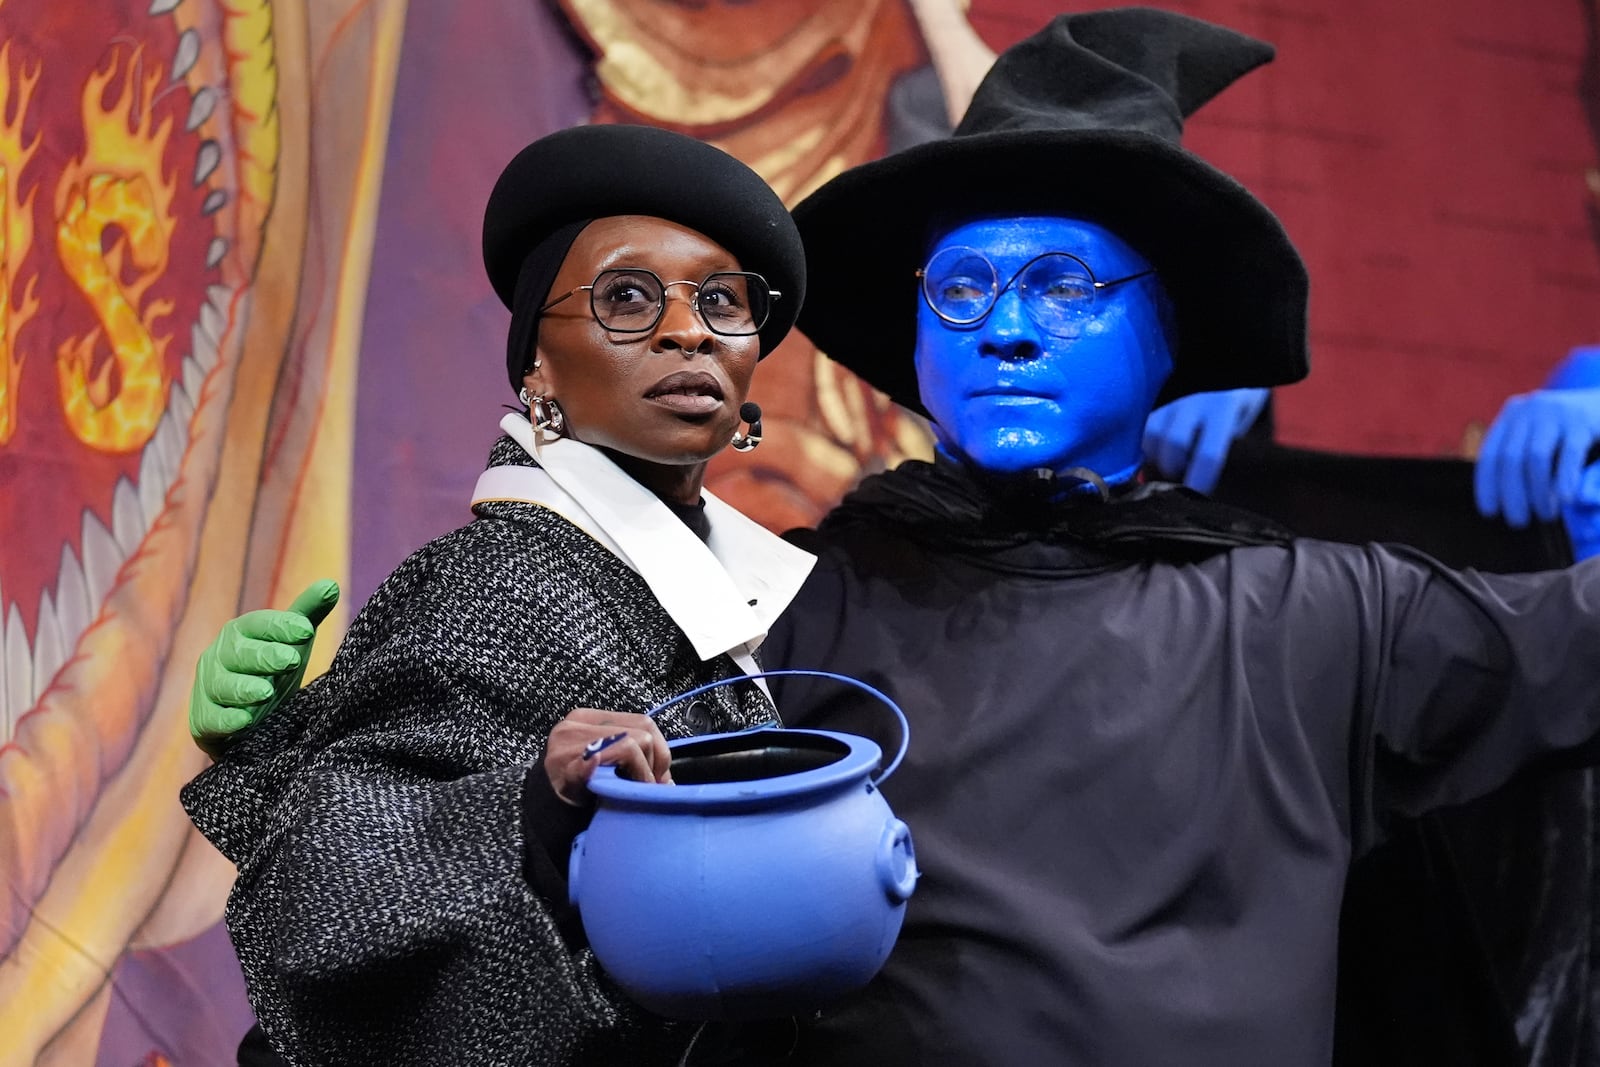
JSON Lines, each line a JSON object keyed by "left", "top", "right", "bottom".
{"left": 586, "top": 727, "right": 883, "bottom": 810}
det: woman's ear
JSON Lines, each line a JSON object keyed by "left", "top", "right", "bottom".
{"left": 521, "top": 353, "right": 548, "bottom": 399}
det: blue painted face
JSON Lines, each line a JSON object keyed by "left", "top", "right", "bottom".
{"left": 913, "top": 216, "right": 1175, "bottom": 482}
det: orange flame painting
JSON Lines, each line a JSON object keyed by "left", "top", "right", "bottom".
{"left": 53, "top": 46, "right": 179, "bottom": 454}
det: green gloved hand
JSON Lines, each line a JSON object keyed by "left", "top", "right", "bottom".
{"left": 189, "top": 579, "right": 340, "bottom": 757}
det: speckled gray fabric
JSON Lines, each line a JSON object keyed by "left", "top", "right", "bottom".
{"left": 182, "top": 436, "right": 775, "bottom": 1066}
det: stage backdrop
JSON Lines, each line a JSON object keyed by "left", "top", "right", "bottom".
{"left": 1, "top": 1, "right": 1597, "bottom": 1063}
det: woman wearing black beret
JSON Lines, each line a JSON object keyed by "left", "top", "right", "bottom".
{"left": 182, "top": 124, "right": 814, "bottom": 1066}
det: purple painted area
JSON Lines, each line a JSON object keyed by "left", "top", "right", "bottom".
{"left": 95, "top": 920, "right": 255, "bottom": 1066}
{"left": 350, "top": 1, "right": 592, "bottom": 608}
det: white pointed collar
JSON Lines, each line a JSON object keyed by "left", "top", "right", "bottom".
{"left": 471, "top": 414, "right": 815, "bottom": 665}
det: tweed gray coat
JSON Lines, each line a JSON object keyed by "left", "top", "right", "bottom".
{"left": 182, "top": 438, "right": 776, "bottom": 1066}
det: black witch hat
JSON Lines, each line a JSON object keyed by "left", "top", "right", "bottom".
{"left": 792, "top": 7, "right": 1310, "bottom": 415}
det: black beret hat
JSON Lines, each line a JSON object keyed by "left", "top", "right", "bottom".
{"left": 483, "top": 124, "right": 805, "bottom": 367}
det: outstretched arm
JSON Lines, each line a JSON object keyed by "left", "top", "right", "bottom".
{"left": 1343, "top": 544, "right": 1600, "bottom": 846}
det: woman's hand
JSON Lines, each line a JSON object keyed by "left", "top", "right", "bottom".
{"left": 544, "top": 708, "right": 674, "bottom": 806}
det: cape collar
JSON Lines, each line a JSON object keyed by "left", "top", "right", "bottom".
{"left": 472, "top": 414, "right": 815, "bottom": 667}
{"left": 821, "top": 455, "right": 1294, "bottom": 563}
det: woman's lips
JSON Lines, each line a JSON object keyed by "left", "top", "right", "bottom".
{"left": 645, "top": 370, "right": 724, "bottom": 416}
{"left": 647, "top": 393, "right": 724, "bottom": 415}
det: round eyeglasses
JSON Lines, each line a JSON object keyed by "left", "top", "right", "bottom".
{"left": 916, "top": 247, "right": 1155, "bottom": 337}
{"left": 539, "top": 268, "right": 779, "bottom": 337}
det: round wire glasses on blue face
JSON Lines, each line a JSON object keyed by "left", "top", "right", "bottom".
{"left": 539, "top": 268, "right": 779, "bottom": 337}
{"left": 916, "top": 247, "right": 1156, "bottom": 338}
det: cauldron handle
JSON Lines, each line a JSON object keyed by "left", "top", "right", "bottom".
{"left": 645, "top": 669, "right": 910, "bottom": 785}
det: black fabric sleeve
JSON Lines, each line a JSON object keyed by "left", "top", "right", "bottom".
{"left": 519, "top": 765, "right": 593, "bottom": 943}
{"left": 1349, "top": 545, "right": 1600, "bottom": 847}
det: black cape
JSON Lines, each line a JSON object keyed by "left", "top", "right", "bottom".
{"left": 762, "top": 457, "right": 1600, "bottom": 1067}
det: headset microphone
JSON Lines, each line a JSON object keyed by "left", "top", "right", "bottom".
{"left": 732, "top": 402, "right": 763, "bottom": 452}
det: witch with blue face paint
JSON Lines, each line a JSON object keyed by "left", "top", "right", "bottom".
{"left": 764, "top": 8, "right": 1600, "bottom": 1065}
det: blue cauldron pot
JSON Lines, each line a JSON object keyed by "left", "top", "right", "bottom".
{"left": 567, "top": 670, "right": 919, "bottom": 1020}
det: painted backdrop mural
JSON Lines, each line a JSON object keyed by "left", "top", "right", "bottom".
{"left": 0, "top": 0, "right": 404, "bottom": 1062}
{"left": 2, "top": 1, "right": 1599, "bottom": 1063}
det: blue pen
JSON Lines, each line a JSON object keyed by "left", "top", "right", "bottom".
{"left": 581, "top": 731, "right": 629, "bottom": 761}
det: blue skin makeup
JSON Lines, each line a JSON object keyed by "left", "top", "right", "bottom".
{"left": 913, "top": 216, "right": 1176, "bottom": 485}
{"left": 1485, "top": 345, "right": 1600, "bottom": 560}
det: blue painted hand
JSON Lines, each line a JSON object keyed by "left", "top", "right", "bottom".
{"left": 912, "top": 216, "right": 1175, "bottom": 484}
{"left": 1494, "top": 344, "right": 1600, "bottom": 558}
{"left": 1142, "top": 388, "right": 1270, "bottom": 494}
{"left": 1475, "top": 345, "right": 1600, "bottom": 529}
